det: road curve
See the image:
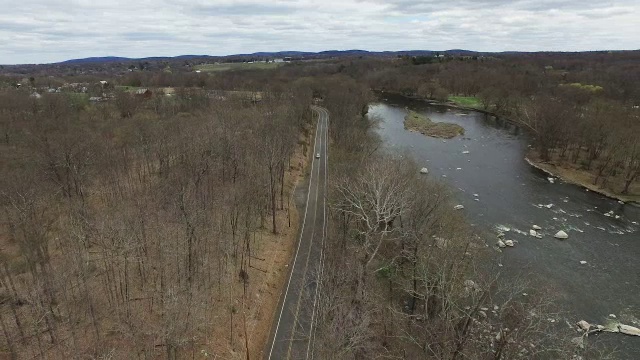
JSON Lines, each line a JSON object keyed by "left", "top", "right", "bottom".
{"left": 266, "top": 106, "right": 328, "bottom": 360}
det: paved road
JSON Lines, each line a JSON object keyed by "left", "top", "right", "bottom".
{"left": 266, "top": 106, "right": 328, "bottom": 360}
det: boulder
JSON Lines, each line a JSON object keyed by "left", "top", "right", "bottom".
{"left": 462, "top": 150, "right": 470, "bottom": 154}
{"left": 529, "top": 229, "right": 538, "bottom": 237}
{"left": 571, "top": 336, "right": 585, "bottom": 349}
{"left": 454, "top": 205, "right": 465, "bottom": 210}
{"left": 547, "top": 177, "right": 555, "bottom": 183}
{"left": 532, "top": 225, "right": 542, "bottom": 230}
{"left": 618, "top": 324, "right": 640, "bottom": 336}
{"left": 554, "top": 230, "right": 569, "bottom": 239}
{"left": 504, "top": 240, "right": 514, "bottom": 247}
{"left": 608, "top": 314, "right": 616, "bottom": 319}
{"left": 577, "top": 320, "right": 591, "bottom": 331}
{"left": 420, "top": 167, "right": 429, "bottom": 174}
{"left": 435, "top": 237, "right": 449, "bottom": 249}
{"left": 497, "top": 240, "right": 506, "bottom": 248}
{"left": 579, "top": 261, "right": 587, "bottom": 265}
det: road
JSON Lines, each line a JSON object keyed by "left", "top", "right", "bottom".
{"left": 266, "top": 106, "right": 328, "bottom": 360}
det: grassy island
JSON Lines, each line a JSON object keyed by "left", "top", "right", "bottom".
{"left": 404, "top": 110, "right": 465, "bottom": 139}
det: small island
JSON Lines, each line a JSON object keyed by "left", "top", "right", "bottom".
{"left": 404, "top": 110, "right": 465, "bottom": 139}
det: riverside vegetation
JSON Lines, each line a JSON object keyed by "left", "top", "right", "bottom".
{"left": 363, "top": 52, "right": 640, "bottom": 201}
{"left": 404, "top": 110, "right": 465, "bottom": 139}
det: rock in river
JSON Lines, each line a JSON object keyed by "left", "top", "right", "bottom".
{"left": 497, "top": 240, "right": 506, "bottom": 248}
{"left": 529, "top": 229, "right": 538, "bottom": 237}
{"left": 504, "top": 240, "right": 514, "bottom": 247}
{"left": 420, "top": 167, "right": 429, "bottom": 174}
{"left": 532, "top": 225, "right": 542, "bottom": 230}
{"left": 454, "top": 205, "right": 465, "bottom": 210}
{"left": 577, "top": 320, "right": 591, "bottom": 331}
{"left": 618, "top": 324, "right": 640, "bottom": 337}
{"left": 554, "top": 230, "right": 569, "bottom": 239}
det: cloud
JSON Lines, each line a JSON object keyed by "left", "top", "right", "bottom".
{"left": 0, "top": 0, "right": 638, "bottom": 64}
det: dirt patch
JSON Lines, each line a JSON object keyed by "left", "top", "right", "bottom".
{"left": 526, "top": 150, "right": 640, "bottom": 204}
{"left": 404, "top": 110, "right": 464, "bottom": 139}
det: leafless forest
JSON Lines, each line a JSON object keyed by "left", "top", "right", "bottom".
{"left": 0, "top": 77, "right": 316, "bottom": 358}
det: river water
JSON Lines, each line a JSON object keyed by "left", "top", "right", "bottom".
{"left": 369, "top": 93, "right": 640, "bottom": 356}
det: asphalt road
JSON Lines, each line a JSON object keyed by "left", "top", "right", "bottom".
{"left": 266, "top": 106, "right": 328, "bottom": 360}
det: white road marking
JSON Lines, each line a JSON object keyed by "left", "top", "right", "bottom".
{"left": 306, "top": 108, "right": 329, "bottom": 359}
{"left": 268, "top": 108, "right": 323, "bottom": 360}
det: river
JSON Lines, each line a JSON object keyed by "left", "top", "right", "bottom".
{"left": 369, "top": 93, "right": 640, "bottom": 356}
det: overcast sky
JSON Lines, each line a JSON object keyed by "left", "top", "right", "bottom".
{"left": 1, "top": 0, "right": 638, "bottom": 64}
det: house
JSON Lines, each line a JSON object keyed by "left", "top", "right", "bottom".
{"left": 134, "top": 88, "right": 153, "bottom": 98}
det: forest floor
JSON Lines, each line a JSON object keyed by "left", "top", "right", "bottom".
{"left": 209, "top": 123, "right": 315, "bottom": 359}
{"left": 526, "top": 150, "right": 640, "bottom": 204}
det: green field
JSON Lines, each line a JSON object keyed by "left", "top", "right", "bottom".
{"left": 448, "top": 96, "right": 482, "bottom": 109}
{"left": 194, "top": 62, "right": 284, "bottom": 72}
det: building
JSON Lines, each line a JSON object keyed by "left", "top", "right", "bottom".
{"left": 134, "top": 88, "right": 153, "bottom": 98}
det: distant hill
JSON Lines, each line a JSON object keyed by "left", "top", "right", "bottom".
{"left": 60, "top": 56, "right": 133, "bottom": 64}
{"left": 56, "top": 49, "right": 483, "bottom": 65}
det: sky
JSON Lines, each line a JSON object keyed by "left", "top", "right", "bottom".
{"left": 1, "top": 0, "right": 639, "bottom": 64}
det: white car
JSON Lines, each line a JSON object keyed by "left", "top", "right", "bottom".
{"left": 316, "top": 153, "right": 320, "bottom": 159}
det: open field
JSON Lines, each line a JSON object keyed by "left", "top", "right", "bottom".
{"left": 448, "top": 95, "right": 482, "bottom": 109}
{"left": 195, "top": 62, "right": 285, "bottom": 72}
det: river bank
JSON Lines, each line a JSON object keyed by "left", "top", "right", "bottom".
{"left": 375, "top": 90, "right": 640, "bottom": 205}
{"left": 525, "top": 152, "right": 640, "bottom": 206}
